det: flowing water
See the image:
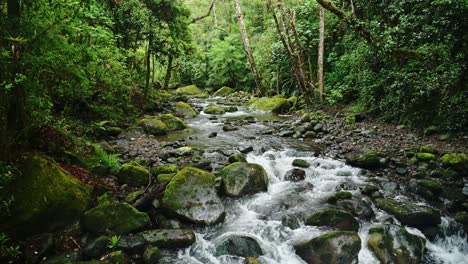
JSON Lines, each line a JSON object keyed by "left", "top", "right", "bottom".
{"left": 160, "top": 97, "right": 468, "bottom": 264}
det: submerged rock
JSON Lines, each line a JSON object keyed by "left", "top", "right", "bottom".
{"left": 138, "top": 229, "right": 196, "bottom": 248}
{"left": 175, "top": 101, "right": 197, "bottom": 118}
{"left": 83, "top": 203, "right": 150, "bottom": 234}
{"left": 250, "top": 97, "right": 292, "bottom": 114}
{"left": 294, "top": 231, "right": 361, "bottom": 264}
{"left": 375, "top": 198, "right": 441, "bottom": 229}
{"left": 306, "top": 209, "right": 360, "bottom": 231}
{"left": 0, "top": 155, "right": 92, "bottom": 237}
{"left": 161, "top": 167, "right": 225, "bottom": 225}
{"left": 367, "top": 224, "right": 426, "bottom": 264}
{"left": 216, "top": 235, "right": 263, "bottom": 258}
{"left": 285, "top": 168, "right": 306, "bottom": 182}
{"left": 219, "top": 162, "right": 269, "bottom": 196}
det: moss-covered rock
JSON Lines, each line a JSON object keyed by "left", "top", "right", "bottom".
{"left": 175, "top": 85, "right": 202, "bottom": 95}
{"left": 228, "top": 154, "right": 247, "bottom": 163}
{"left": 420, "top": 145, "right": 438, "bottom": 154}
{"left": 162, "top": 167, "right": 225, "bottom": 225}
{"left": 213, "top": 86, "right": 234, "bottom": 97}
{"left": 415, "top": 152, "right": 437, "bottom": 161}
{"left": 118, "top": 164, "right": 149, "bottom": 187}
{"left": 137, "top": 117, "right": 167, "bottom": 135}
{"left": 138, "top": 229, "right": 196, "bottom": 248}
{"left": 216, "top": 235, "right": 263, "bottom": 258}
{"left": 157, "top": 173, "right": 176, "bottom": 184}
{"left": 346, "top": 151, "right": 384, "bottom": 170}
{"left": 0, "top": 155, "right": 92, "bottom": 237}
{"left": 292, "top": 159, "right": 310, "bottom": 168}
{"left": 204, "top": 104, "right": 226, "bottom": 115}
{"left": 424, "top": 126, "right": 439, "bottom": 135}
{"left": 306, "top": 209, "right": 360, "bottom": 231}
{"left": 244, "top": 257, "right": 260, "bottom": 264}
{"left": 288, "top": 96, "right": 298, "bottom": 110}
{"left": 417, "top": 180, "right": 442, "bottom": 200}
{"left": 441, "top": 153, "right": 468, "bottom": 174}
{"left": 175, "top": 102, "right": 197, "bottom": 118}
{"left": 160, "top": 114, "right": 187, "bottom": 131}
{"left": 98, "top": 192, "right": 117, "bottom": 206}
{"left": 143, "top": 246, "right": 160, "bottom": 263}
{"left": 250, "top": 97, "right": 292, "bottom": 114}
{"left": 326, "top": 191, "right": 352, "bottom": 204}
{"left": 124, "top": 190, "right": 144, "bottom": 203}
{"left": 367, "top": 224, "right": 426, "bottom": 264}
{"left": 375, "top": 198, "right": 441, "bottom": 229}
{"left": 104, "top": 250, "right": 130, "bottom": 264}
{"left": 83, "top": 202, "right": 150, "bottom": 234}
{"left": 294, "top": 231, "right": 361, "bottom": 264}
{"left": 151, "top": 164, "right": 178, "bottom": 176}
{"left": 219, "top": 162, "right": 269, "bottom": 197}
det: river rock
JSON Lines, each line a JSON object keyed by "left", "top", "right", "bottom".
{"left": 441, "top": 153, "right": 468, "bottom": 174}
{"left": 367, "top": 224, "right": 426, "bottom": 264}
{"left": 0, "top": 155, "right": 92, "bottom": 237}
{"left": 294, "top": 231, "right": 361, "bottom": 264}
{"left": 117, "top": 234, "right": 146, "bottom": 254}
{"left": 285, "top": 168, "right": 306, "bottom": 182}
{"left": 326, "top": 191, "right": 352, "bottom": 204}
{"left": 228, "top": 153, "right": 247, "bottom": 163}
{"left": 216, "top": 235, "right": 263, "bottom": 258}
{"left": 416, "top": 179, "right": 443, "bottom": 200}
{"left": 219, "top": 162, "right": 269, "bottom": 196}
{"left": 102, "top": 250, "right": 130, "bottom": 264}
{"left": 160, "top": 114, "right": 187, "bottom": 131}
{"left": 118, "top": 163, "right": 149, "bottom": 187}
{"left": 375, "top": 198, "right": 441, "bottom": 229}
{"left": 151, "top": 164, "right": 178, "bottom": 176}
{"left": 306, "top": 209, "right": 360, "bottom": 231}
{"left": 213, "top": 86, "right": 234, "bottom": 97}
{"left": 138, "top": 229, "right": 196, "bottom": 248}
{"left": 82, "top": 236, "right": 109, "bottom": 259}
{"left": 346, "top": 150, "right": 384, "bottom": 169}
{"left": 175, "top": 101, "right": 197, "bottom": 118}
{"left": 138, "top": 116, "right": 167, "bottom": 135}
{"left": 292, "top": 159, "right": 310, "bottom": 168}
{"left": 244, "top": 257, "right": 260, "bottom": 264}
{"left": 175, "top": 85, "right": 203, "bottom": 95}
{"left": 83, "top": 203, "right": 150, "bottom": 234}
{"left": 337, "top": 198, "right": 375, "bottom": 220}
{"left": 249, "top": 97, "right": 291, "bottom": 114}
{"left": 223, "top": 124, "right": 239, "bottom": 131}
{"left": 143, "top": 246, "right": 160, "bottom": 263}
{"left": 161, "top": 167, "right": 225, "bottom": 225}
{"left": 205, "top": 104, "right": 225, "bottom": 115}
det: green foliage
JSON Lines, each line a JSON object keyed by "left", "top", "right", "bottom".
{"left": 0, "top": 163, "right": 18, "bottom": 217}
{"left": 108, "top": 235, "right": 121, "bottom": 249}
{"left": 0, "top": 233, "right": 20, "bottom": 261}
{"left": 93, "top": 145, "right": 121, "bottom": 174}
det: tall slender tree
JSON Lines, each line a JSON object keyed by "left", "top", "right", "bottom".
{"left": 317, "top": 6, "right": 325, "bottom": 100}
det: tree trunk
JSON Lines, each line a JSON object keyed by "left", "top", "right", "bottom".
{"left": 318, "top": 6, "right": 325, "bottom": 101}
{"left": 144, "top": 36, "right": 152, "bottom": 102}
{"left": 233, "top": 0, "right": 265, "bottom": 96}
{"left": 276, "top": 65, "right": 280, "bottom": 95}
{"left": 213, "top": 2, "right": 218, "bottom": 28}
{"left": 163, "top": 55, "right": 173, "bottom": 90}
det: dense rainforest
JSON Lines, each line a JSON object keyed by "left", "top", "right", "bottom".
{"left": 1, "top": 0, "right": 467, "bottom": 263}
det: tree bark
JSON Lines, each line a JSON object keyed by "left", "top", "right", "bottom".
{"left": 318, "top": 7, "right": 325, "bottom": 101}
{"left": 163, "top": 55, "right": 173, "bottom": 90}
{"left": 144, "top": 35, "right": 152, "bottom": 102}
{"left": 234, "top": 0, "right": 265, "bottom": 96}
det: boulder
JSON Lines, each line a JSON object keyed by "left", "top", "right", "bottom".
{"left": 83, "top": 203, "right": 150, "bottom": 234}
{"left": 213, "top": 86, "right": 234, "bottom": 97}
{"left": 346, "top": 151, "right": 384, "bottom": 170}
{"left": 375, "top": 198, "right": 441, "bottom": 229}
{"left": 118, "top": 163, "right": 149, "bottom": 187}
{"left": 116, "top": 234, "right": 146, "bottom": 254}
{"left": 223, "top": 124, "right": 238, "bottom": 131}
{"left": 250, "top": 97, "right": 292, "bottom": 114}
{"left": 82, "top": 236, "right": 109, "bottom": 259}
{"left": 151, "top": 164, "right": 178, "bottom": 176}
{"left": 244, "top": 257, "right": 260, "bottom": 264}
{"left": 284, "top": 168, "right": 306, "bottom": 182}
{"left": 417, "top": 179, "right": 443, "bottom": 200}
{"left": 138, "top": 229, "right": 196, "bottom": 248}
{"left": 216, "top": 235, "right": 263, "bottom": 258}
{"left": 228, "top": 154, "right": 247, "bottom": 163}
{"left": 337, "top": 198, "right": 375, "bottom": 220}
{"left": 0, "top": 155, "right": 92, "bottom": 237}
{"left": 143, "top": 246, "right": 160, "bottom": 264}
{"left": 367, "top": 224, "right": 426, "bottom": 264}
{"left": 175, "top": 102, "right": 197, "bottom": 118}
{"left": 160, "top": 114, "right": 187, "bottom": 131}
{"left": 138, "top": 117, "right": 167, "bottom": 135}
{"left": 441, "top": 153, "right": 468, "bottom": 174}
{"left": 175, "top": 85, "right": 202, "bottom": 95}
{"left": 306, "top": 209, "right": 360, "bottom": 231}
{"left": 292, "top": 159, "right": 310, "bottom": 168}
{"left": 219, "top": 162, "right": 269, "bottom": 196}
{"left": 326, "top": 191, "right": 352, "bottom": 204}
{"left": 161, "top": 167, "right": 225, "bottom": 225}
{"left": 294, "top": 231, "right": 361, "bottom": 264}
{"left": 204, "top": 104, "right": 225, "bottom": 115}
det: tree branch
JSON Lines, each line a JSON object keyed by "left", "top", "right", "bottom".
{"left": 191, "top": 1, "right": 215, "bottom": 23}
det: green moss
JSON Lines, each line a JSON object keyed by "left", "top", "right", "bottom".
{"left": 228, "top": 154, "right": 247, "bottom": 163}
{"left": 327, "top": 191, "right": 353, "bottom": 204}
{"left": 0, "top": 155, "right": 92, "bottom": 237}
{"left": 219, "top": 162, "right": 269, "bottom": 196}
{"left": 249, "top": 97, "right": 292, "bottom": 114}
{"left": 204, "top": 104, "right": 225, "bottom": 115}
{"left": 415, "top": 152, "right": 437, "bottom": 161}
{"left": 105, "top": 250, "right": 129, "bottom": 264}
{"left": 345, "top": 114, "right": 356, "bottom": 124}
{"left": 83, "top": 202, "right": 150, "bottom": 234}
{"left": 118, "top": 164, "right": 149, "bottom": 187}
{"left": 375, "top": 198, "right": 441, "bottom": 228}
{"left": 424, "top": 126, "right": 439, "bottom": 135}
{"left": 288, "top": 96, "right": 298, "bottom": 110}
{"left": 157, "top": 173, "right": 176, "bottom": 183}
{"left": 175, "top": 102, "right": 197, "bottom": 118}
{"left": 347, "top": 151, "right": 383, "bottom": 169}
{"left": 137, "top": 117, "right": 167, "bottom": 135}
{"left": 143, "top": 246, "right": 160, "bottom": 263}
{"left": 441, "top": 153, "right": 468, "bottom": 173}
{"left": 160, "top": 114, "right": 187, "bottom": 131}
{"left": 244, "top": 257, "right": 260, "bottom": 264}
{"left": 124, "top": 190, "right": 144, "bottom": 203}
{"left": 98, "top": 192, "right": 117, "bottom": 206}
{"left": 454, "top": 212, "right": 468, "bottom": 226}
{"left": 306, "top": 209, "right": 359, "bottom": 231}
{"left": 292, "top": 159, "right": 310, "bottom": 168}
{"left": 151, "top": 164, "right": 178, "bottom": 176}
{"left": 175, "top": 85, "right": 202, "bottom": 95}
{"left": 420, "top": 145, "right": 438, "bottom": 154}
{"left": 213, "top": 86, "right": 234, "bottom": 97}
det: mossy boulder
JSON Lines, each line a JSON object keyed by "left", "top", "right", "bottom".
{"left": 162, "top": 167, "right": 225, "bottom": 225}
{"left": 375, "top": 198, "right": 441, "bottom": 229}
{"left": 151, "top": 164, "right": 178, "bottom": 176}
{"left": 216, "top": 235, "right": 263, "bottom": 258}
{"left": 83, "top": 202, "right": 150, "bottom": 234}
{"left": 175, "top": 85, "right": 202, "bottom": 95}
{"left": 367, "top": 224, "right": 426, "bottom": 264}
{"left": 346, "top": 150, "right": 384, "bottom": 170}
{"left": 219, "top": 162, "right": 269, "bottom": 197}
{"left": 118, "top": 164, "right": 149, "bottom": 187}
{"left": 292, "top": 159, "right": 310, "bottom": 168}
{"left": 0, "top": 155, "right": 92, "bottom": 237}
{"left": 294, "top": 231, "right": 361, "bottom": 264}
{"left": 306, "top": 209, "right": 360, "bottom": 231}
{"left": 160, "top": 114, "right": 187, "bottom": 131}
{"left": 415, "top": 152, "right": 437, "bottom": 162}
{"left": 213, "top": 86, "right": 234, "bottom": 97}
{"left": 454, "top": 212, "right": 468, "bottom": 232}
{"left": 250, "top": 97, "right": 292, "bottom": 114}
{"left": 138, "top": 117, "right": 167, "bottom": 135}
{"left": 143, "top": 246, "right": 160, "bottom": 263}
{"left": 288, "top": 96, "right": 298, "bottom": 109}
{"left": 441, "top": 153, "right": 468, "bottom": 174}
{"left": 175, "top": 102, "right": 197, "bottom": 118}
{"left": 204, "top": 104, "right": 226, "bottom": 115}
{"left": 244, "top": 257, "right": 260, "bottom": 264}
{"left": 157, "top": 173, "right": 176, "bottom": 184}
{"left": 420, "top": 145, "right": 438, "bottom": 154}
{"left": 327, "top": 191, "right": 352, "bottom": 204}
{"left": 138, "top": 229, "right": 196, "bottom": 248}
{"left": 228, "top": 154, "right": 247, "bottom": 163}
{"left": 417, "top": 180, "right": 443, "bottom": 200}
